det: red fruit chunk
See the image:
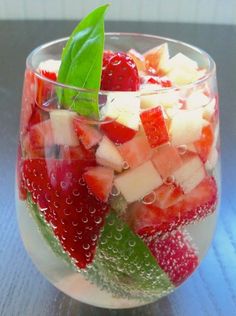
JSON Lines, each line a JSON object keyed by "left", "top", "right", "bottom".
{"left": 143, "top": 230, "right": 199, "bottom": 286}
{"left": 126, "top": 176, "right": 217, "bottom": 235}
{"left": 16, "top": 145, "right": 27, "bottom": 200}
{"left": 151, "top": 143, "right": 183, "bottom": 179}
{"left": 36, "top": 70, "right": 57, "bottom": 106}
{"left": 83, "top": 166, "right": 114, "bottom": 202}
{"left": 118, "top": 135, "right": 152, "bottom": 168}
{"left": 73, "top": 118, "right": 102, "bottom": 149}
{"left": 127, "top": 49, "right": 146, "bottom": 72}
{"left": 194, "top": 125, "right": 214, "bottom": 163}
{"left": 100, "top": 117, "right": 137, "bottom": 144}
{"left": 60, "top": 145, "right": 96, "bottom": 161}
{"left": 22, "top": 158, "right": 109, "bottom": 269}
{"left": 146, "top": 76, "right": 172, "bottom": 88}
{"left": 154, "top": 183, "right": 184, "bottom": 209}
{"left": 101, "top": 52, "right": 140, "bottom": 91}
{"left": 103, "top": 50, "right": 114, "bottom": 68}
{"left": 140, "top": 106, "right": 169, "bottom": 148}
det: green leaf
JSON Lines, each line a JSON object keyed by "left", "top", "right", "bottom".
{"left": 86, "top": 211, "right": 174, "bottom": 301}
{"left": 27, "top": 194, "right": 74, "bottom": 269}
{"left": 57, "top": 4, "right": 109, "bottom": 118}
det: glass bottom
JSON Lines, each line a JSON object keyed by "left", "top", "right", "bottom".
{"left": 16, "top": 197, "right": 218, "bottom": 309}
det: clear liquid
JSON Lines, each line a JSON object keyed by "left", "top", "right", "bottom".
{"left": 16, "top": 195, "right": 218, "bottom": 308}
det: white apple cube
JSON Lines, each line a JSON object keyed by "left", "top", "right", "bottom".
{"left": 173, "top": 153, "right": 206, "bottom": 193}
{"left": 203, "top": 98, "right": 216, "bottom": 121}
{"left": 167, "top": 53, "right": 198, "bottom": 72}
{"left": 186, "top": 90, "right": 210, "bottom": 109}
{"left": 38, "top": 59, "right": 61, "bottom": 74}
{"left": 96, "top": 136, "right": 124, "bottom": 172}
{"left": 205, "top": 147, "right": 218, "bottom": 171}
{"left": 141, "top": 88, "right": 180, "bottom": 110}
{"left": 170, "top": 109, "right": 204, "bottom": 146}
{"left": 102, "top": 92, "right": 140, "bottom": 130}
{"left": 50, "top": 110, "right": 79, "bottom": 146}
{"left": 114, "top": 161, "right": 162, "bottom": 203}
{"left": 166, "top": 53, "right": 199, "bottom": 86}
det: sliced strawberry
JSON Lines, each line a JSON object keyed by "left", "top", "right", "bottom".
{"left": 101, "top": 52, "right": 140, "bottom": 91}
{"left": 16, "top": 145, "right": 27, "bottom": 200}
{"left": 22, "top": 158, "right": 109, "bottom": 269}
{"left": 127, "top": 49, "right": 146, "bottom": 72}
{"left": 83, "top": 166, "right": 114, "bottom": 202}
{"left": 151, "top": 143, "right": 183, "bottom": 179}
{"left": 142, "top": 230, "right": 199, "bottom": 286}
{"left": 140, "top": 106, "right": 169, "bottom": 148}
{"left": 126, "top": 176, "right": 217, "bottom": 235}
{"left": 73, "top": 118, "right": 102, "bottom": 149}
{"left": 194, "top": 125, "right": 214, "bottom": 163}
{"left": 118, "top": 135, "right": 152, "bottom": 168}
{"left": 100, "top": 117, "right": 137, "bottom": 144}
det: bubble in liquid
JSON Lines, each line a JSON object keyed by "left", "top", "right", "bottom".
{"left": 94, "top": 216, "right": 102, "bottom": 224}
{"left": 72, "top": 189, "right": 80, "bottom": 197}
{"left": 65, "top": 197, "right": 73, "bottom": 205}
{"left": 83, "top": 243, "right": 90, "bottom": 250}
{"left": 82, "top": 217, "right": 88, "bottom": 223}
{"left": 63, "top": 208, "right": 71, "bottom": 216}
{"left": 79, "top": 178, "right": 86, "bottom": 186}
{"left": 142, "top": 191, "right": 156, "bottom": 205}
{"left": 111, "top": 186, "right": 120, "bottom": 197}
{"left": 114, "top": 233, "right": 122, "bottom": 241}
{"left": 164, "top": 175, "right": 175, "bottom": 185}
{"left": 72, "top": 221, "right": 78, "bottom": 227}
{"left": 128, "top": 240, "right": 136, "bottom": 247}
{"left": 91, "top": 234, "right": 98, "bottom": 241}
{"left": 123, "top": 161, "right": 130, "bottom": 170}
{"left": 60, "top": 181, "right": 67, "bottom": 190}
{"left": 177, "top": 144, "right": 187, "bottom": 155}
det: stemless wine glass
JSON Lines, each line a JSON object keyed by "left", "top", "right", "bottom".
{"left": 16, "top": 33, "right": 220, "bottom": 309}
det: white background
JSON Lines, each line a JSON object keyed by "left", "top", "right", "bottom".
{"left": 0, "top": 0, "right": 235, "bottom": 24}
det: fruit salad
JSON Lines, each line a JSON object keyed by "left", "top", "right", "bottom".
{"left": 16, "top": 5, "right": 219, "bottom": 308}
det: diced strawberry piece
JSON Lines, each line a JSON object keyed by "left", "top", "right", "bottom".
{"left": 118, "top": 135, "right": 152, "bottom": 168}
{"left": 83, "top": 166, "right": 114, "bottom": 202}
{"left": 16, "top": 145, "right": 27, "bottom": 200}
{"left": 142, "top": 230, "right": 199, "bottom": 286}
{"left": 153, "top": 183, "right": 184, "bottom": 209}
{"left": 20, "top": 70, "right": 36, "bottom": 135}
{"left": 36, "top": 70, "right": 57, "bottom": 106}
{"left": 126, "top": 176, "right": 217, "bottom": 235}
{"left": 101, "top": 52, "right": 140, "bottom": 91}
{"left": 194, "top": 125, "right": 214, "bottom": 163}
{"left": 144, "top": 43, "right": 169, "bottom": 76}
{"left": 151, "top": 143, "right": 183, "bottom": 179}
{"left": 102, "top": 50, "right": 114, "bottom": 68}
{"left": 100, "top": 117, "right": 137, "bottom": 144}
{"left": 60, "top": 145, "right": 96, "bottom": 161}
{"left": 140, "top": 106, "right": 169, "bottom": 148}
{"left": 73, "top": 118, "right": 102, "bottom": 149}
{"left": 22, "top": 120, "right": 54, "bottom": 158}
{"left": 127, "top": 49, "right": 146, "bottom": 72}
{"left": 146, "top": 76, "right": 172, "bottom": 87}
{"left": 22, "top": 158, "right": 109, "bottom": 269}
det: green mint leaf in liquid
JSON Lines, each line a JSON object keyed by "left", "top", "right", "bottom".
{"left": 57, "top": 4, "right": 109, "bottom": 118}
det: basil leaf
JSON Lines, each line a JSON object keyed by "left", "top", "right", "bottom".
{"left": 57, "top": 4, "right": 109, "bottom": 118}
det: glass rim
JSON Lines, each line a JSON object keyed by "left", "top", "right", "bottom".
{"left": 26, "top": 32, "right": 216, "bottom": 95}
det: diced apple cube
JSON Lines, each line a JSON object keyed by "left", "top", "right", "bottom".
{"left": 186, "top": 91, "right": 210, "bottom": 109}
{"left": 167, "top": 53, "right": 198, "bottom": 72}
{"left": 50, "top": 110, "right": 79, "bottom": 146}
{"left": 152, "top": 143, "right": 183, "bottom": 179}
{"left": 141, "top": 88, "right": 180, "bottom": 109}
{"left": 205, "top": 147, "right": 218, "bottom": 171}
{"left": 173, "top": 152, "right": 206, "bottom": 193}
{"left": 203, "top": 98, "right": 216, "bottom": 121}
{"left": 114, "top": 161, "right": 162, "bottom": 203}
{"left": 170, "top": 109, "right": 204, "bottom": 146}
{"left": 118, "top": 135, "right": 153, "bottom": 169}
{"left": 96, "top": 136, "right": 124, "bottom": 172}
{"left": 103, "top": 92, "right": 140, "bottom": 130}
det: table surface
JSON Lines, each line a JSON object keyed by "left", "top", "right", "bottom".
{"left": 0, "top": 20, "right": 236, "bottom": 316}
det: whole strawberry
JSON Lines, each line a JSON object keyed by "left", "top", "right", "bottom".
{"left": 101, "top": 52, "right": 140, "bottom": 91}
